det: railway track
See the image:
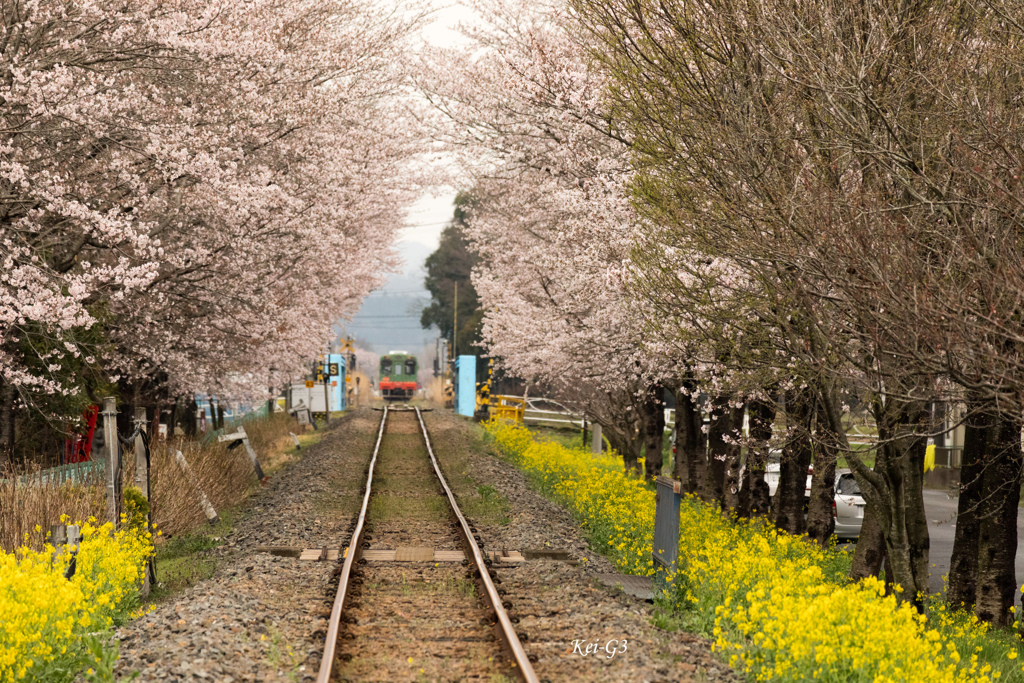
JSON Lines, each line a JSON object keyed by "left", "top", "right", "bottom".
{"left": 317, "top": 405, "right": 538, "bottom": 682}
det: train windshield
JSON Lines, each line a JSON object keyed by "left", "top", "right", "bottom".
{"left": 381, "top": 360, "right": 392, "bottom": 375}
{"left": 405, "top": 360, "right": 416, "bottom": 375}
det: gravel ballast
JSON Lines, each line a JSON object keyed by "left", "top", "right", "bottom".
{"left": 113, "top": 408, "right": 737, "bottom": 682}
{"left": 423, "top": 410, "right": 741, "bottom": 683}
{"left": 116, "top": 411, "right": 380, "bottom": 682}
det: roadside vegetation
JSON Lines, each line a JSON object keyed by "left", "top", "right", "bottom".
{"left": 487, "top": 418, "right": 1024, "bottom": 683}
{"left": 0, "top": 413, "right": 304, "bottom": 552}
{"left": 0, "top": 520, "right": 151, "bottom": 682}
{"left": 0, "top": 412, "right": 316, "bottom": 682}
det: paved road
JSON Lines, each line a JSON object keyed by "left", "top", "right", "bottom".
{"left": 923, "top": 489, "right": 1024, "bottom": 596}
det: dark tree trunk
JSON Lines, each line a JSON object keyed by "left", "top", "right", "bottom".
{"left": 612, "top": 428, "right": 642, "bottom": 476}
{"left": 116, "top": 400, "right": 133, "bottom": 440}
{"left": 206, "top": 395, "right": 215, "bottom": 432}
{"left": 184, "top": 398, "right": 198, "bottom": 438}
{"left": 167, "top": 398, "right": 179, "bottom": 440}
{"left": 672, "top": 391, "right": 687, "bottom": 487}
{"left": 148, "top": 402, "right": 160, "bottom": 443}
{"left": 947, "top": 399, "right": 991, "bottom": 611}
{"left": 642, "top": 383, "right": 666, "bottom": 480}
{"left": 826, "top": 390, "right": 931, "bottom": 606}
{"left": 875, "top": 401, "right": 931, "bottom": 611}
{"left": 217, "top": 403, "right": 226, "bottom": 431}
{"left": 850, "top": 504, "right": 887, "bottom": 580}
{"left": 743, "top": 398, "right": 776, "bottom": 518}
{"left": 903, "top": 422, "right": 932, "bottom": 609}
{"left": 723, "top": 402, "right": 745, "bottom": 512}
{"left": 776, "top": 390, "right": 813, "bottom": 535}
{"left": 673, "top": 383, "right": 706, "bottom": 494}
{"left": 621, "top": 444, "right": 639, "bottom": 475}
{"left": 846, "top": 399, "right": 888, "bottom": 581}
{"left": 703, "top": 397, "right": 730, "bottom": 509}
{"left": 974, "top": 410, "right": 1023, "bottom": 627}
{"left": 806, "top": 410, "right": 840, "bottom": 547}
{"left": 0, "top": 379, "right": 15, "bottom": 464}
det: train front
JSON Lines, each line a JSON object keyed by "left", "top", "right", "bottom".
{"left": 379, "top": 352, "right": 418, "bottom": 401}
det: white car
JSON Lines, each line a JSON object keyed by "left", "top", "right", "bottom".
{"left": 833, "top": 469, "right": 866, "bottom": 539}
{"left": 762, "top": 462, "right": 864, "bottom": 539}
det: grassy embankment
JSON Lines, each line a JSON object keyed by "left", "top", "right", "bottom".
{"left": 148, "top": 414, "right": 322, "bottom": 599}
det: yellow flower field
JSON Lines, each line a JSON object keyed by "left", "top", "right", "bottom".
{"left": 486, "top": 419, "right": 1024, "bottom": 682}
{"left": 0, "top": 518, "right": 151, "bottom": 682}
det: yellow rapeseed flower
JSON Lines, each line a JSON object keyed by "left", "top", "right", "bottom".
{"left": 0, "top": 520, "right": 151, "bottom": 682}
{"left": 485, "top": 418, "right": 1017, "bottom": 683}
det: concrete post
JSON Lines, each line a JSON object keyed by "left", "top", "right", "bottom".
{"left": 133, "top": 406, "right": 151, "bottom": 596}
{"left": 591, "top": 423, "right": 603, "bottom": 453}
{"left": 175, "top": 450, "right": 220, "bottom": 525}
{"left": 50, "top": 524, "right": 67, "bottom": 566}
{"left": 101, "top": 397, "right": 118, "bottom": 526}
{"left": 322, "top": 358, "right": 331, "bottom": 427}
{"left": 134, "top": 407, "right": 148, "bottom": 498}
{"left": 237, "top": 426, "right": 266, "bottom": 480}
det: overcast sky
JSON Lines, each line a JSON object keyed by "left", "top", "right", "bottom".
{"left": 399, "top": 1, "right": 478, "bottom": 251}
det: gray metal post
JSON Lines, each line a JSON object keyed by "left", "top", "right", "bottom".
{"left": 67, "top": 525, "right": 80, "bottom": 553}
{"left": 50, "top": 524, "right": 67, "bottom": 566}
{"left": 101, "top": 397, "right": 118, "bottom": 526}
{"left": 134, "top": 407, "right": 148, "bottom": 498}
{"left": 591, "top": 423, "right": 603, "bottom": 453}
{"left": 133, "top": 406, "right": 151, "bottom": 596}
{"left": 323, "top": 375, "right": 331, "bottom": 427}
{"left": 653, "top": 476, "right": 682, "bottom": 588}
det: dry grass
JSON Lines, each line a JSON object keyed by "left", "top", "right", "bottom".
{"left": 150, "top": 413, "right": 299, "bottom": 537}
{"left": 0, "top": 412, "right": 303, "bottom": 550}
{"left": 0, "top": 470, "right": 106, "bottom": 551}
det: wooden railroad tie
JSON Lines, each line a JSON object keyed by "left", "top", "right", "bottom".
{"left": 278, "top": 546, "right": 526, "bottom": 563}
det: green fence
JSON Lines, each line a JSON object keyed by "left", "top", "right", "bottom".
{"left": 5, "top": 460, "right": 105, "bottom": 486}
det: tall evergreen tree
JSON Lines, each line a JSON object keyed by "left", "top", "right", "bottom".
{"left": 421, "top": 192, "right": 484, "bottom": 357}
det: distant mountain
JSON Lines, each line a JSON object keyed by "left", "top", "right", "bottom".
{"left": 338, "top": 240, "right": 440, "bottom": 355}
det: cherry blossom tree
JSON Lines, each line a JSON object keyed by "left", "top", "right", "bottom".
{"left": 416, "top": 0, "right": 685, "bottom": 475}
{"left": 0, "top": 0, "right": 424, "bottom": 456}
{"left": 572, "top": 0, "right": 1024, "bottom": 619}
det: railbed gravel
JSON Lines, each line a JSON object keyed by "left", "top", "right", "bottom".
{"left": 115, "top": 411, "right": 381, "bottom": 682}
{"left": 114, "top": 407, "right": 739, "bottom": 682}
{"left": 423, "top": 410, "right": 742, "bottom": 683}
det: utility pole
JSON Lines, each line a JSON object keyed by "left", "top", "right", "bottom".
{"left": 453, "top": 281, "right": 458, "bottom": 360}
{"left": 322, "top": 350, "right": 331, "bottom": 428}
{"left": 101, "top": 397, "right": 118, "bottom": 526}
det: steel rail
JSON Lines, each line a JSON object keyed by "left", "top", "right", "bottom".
{"left": 414, "top": 407, "right": 539, "bottom": 683}
{"left": 315, "top": 405, "right": 389, "bottom": 683}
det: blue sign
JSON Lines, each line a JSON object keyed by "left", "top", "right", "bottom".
{"left": 455, "top": 355, "right": 476, "bottom": 417}
{"left": 328, "top": 353, "right": 346, "bottom": 411}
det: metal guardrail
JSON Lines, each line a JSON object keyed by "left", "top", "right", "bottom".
{"left": 522, "top": 407, "right": 584, "bottom": 428}
{"left": 488, "top": 395, "right": 585, "bottom": 428}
